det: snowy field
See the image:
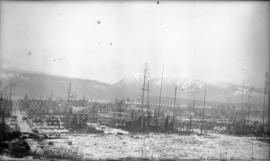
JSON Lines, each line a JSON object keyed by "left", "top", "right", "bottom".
{"left": 28, "top": 133, "right": 270, "bottom": 160}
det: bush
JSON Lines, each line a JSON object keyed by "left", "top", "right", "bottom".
{"left": 31, "top": 145, "right": 84, "bottom": 161}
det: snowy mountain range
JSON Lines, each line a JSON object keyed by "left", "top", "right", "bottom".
{"left": 0, "top": 70, "right": 264, "bottom": 105}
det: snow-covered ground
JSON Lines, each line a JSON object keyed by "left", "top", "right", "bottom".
{"left": 87, "top": 123, "right": 129, "bottom": 135}
{"left": 28, "top": 133, "right": 269, "bottom": 160}
{"left": 11, "top": 106, "right": 269, "bottom": 160}
{"left": 38, "top": 129, "right": 69, "bottom": 134}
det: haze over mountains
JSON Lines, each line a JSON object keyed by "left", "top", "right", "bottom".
{"left": 0, "top": 70, "right": 264, "bottom": 106}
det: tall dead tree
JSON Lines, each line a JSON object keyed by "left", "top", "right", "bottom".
{"left": 263, "top": 72, "right": 270, "bottom": 127}
{"left": 263, "top": 77, "right": 267, "bottom": 127}
{"left": 66, "top": 81, "right": 72, "bottom": 110}
{"left": 141, "top": 63, "right": 149, "bottom": 129}
{"left": 190, "top": 100, "right": 196, "bottom": 133}
{"left": 201, "top": 84, "right": 207, "bottom": 135}
{"left": 66, "top": 81, "right": 72, "bottom": 128}
{"left": 8, "top": 81, "right": 12, "bottom": 116}
{"left": 146, "top": 80, "right": 151, "bottom": 128}
{"left": 247, "top": 86, "right": 254, "bottom": 122}
{"left": 267, "top": 72, "right": 270, "bottom": 127}
{"left": 9, "top": 81, "right": 12, "bottom": 101}
{"left": 0, "top": 94, "right": 4, "bottom": 127}
{"left": 241, "top": 82, "right": 245, "bottom": 119}
{"left": 172, "top": 85, "right": 177, "bottom": 131}
{"left": 117, "top": 99, "right": 124, "bottom": 126}
{"left": 157, "top": 66, "right": 164, "bottom": 127}
{"left": 119, "top": 100, "right": 122, "bottom": 124}
{"left": 147, "top": 80, "right": 150, "bottom": 115}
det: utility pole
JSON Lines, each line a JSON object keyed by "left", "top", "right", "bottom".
{"left": 157, "top": 66, "right": 164, "bottom": 126}
{"left": 172, "top": 85, "right": 177, "bottom": 131}
{"left": 201, "top": 84, "right": 207, "bottom": 135}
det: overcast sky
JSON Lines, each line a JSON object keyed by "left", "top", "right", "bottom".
{"left": 0, "top": 1, "right": 269, "bottom": 87}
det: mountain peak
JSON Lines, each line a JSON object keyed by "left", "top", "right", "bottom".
{"left": 114, "top": 75, "right": 141, "bottom": 86}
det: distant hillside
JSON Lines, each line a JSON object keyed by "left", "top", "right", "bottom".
{"left": 113, "top": 76, "right": 264, "bottom": 105}
{"left": 0, "top": 70, "right": 114, "bottom": 100}
{"left": 0, "top": 70, "right": 265, "bottom": 106}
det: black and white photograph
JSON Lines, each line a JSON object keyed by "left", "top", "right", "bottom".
{"left": 0, "top": 1, "right": 269, "bottom": 161}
